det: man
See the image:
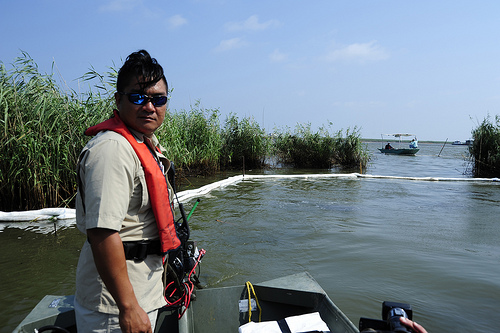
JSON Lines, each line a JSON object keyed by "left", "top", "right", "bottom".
{"left": 409, "top": 138, "right": 418, "bottom": 149}
{"left": 74, "top": 50, "right": 180, "bottom": 333}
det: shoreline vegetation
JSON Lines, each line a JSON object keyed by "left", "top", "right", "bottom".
{"left": 469, "top": 115, "right": 500, "bottom": 177}
{"left": 1, "top": 53, "right": 369, "bottom": 212}
{"left": 2, "top": 53, "right": 498, "bottom": 212}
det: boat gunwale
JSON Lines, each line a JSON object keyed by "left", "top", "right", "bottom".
{"left": 14, "top": 272, "right": 359, "bottom": 333}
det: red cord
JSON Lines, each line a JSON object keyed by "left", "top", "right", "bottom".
{"left": 164, "top": 248, "right": 206, "bottom": 319}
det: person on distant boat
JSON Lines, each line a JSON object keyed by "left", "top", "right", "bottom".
{"left": 409, "top": 138, "right": 418, "bottom": 148}
{"left": 385, "top": 142, "right": 393, "bottom": 149}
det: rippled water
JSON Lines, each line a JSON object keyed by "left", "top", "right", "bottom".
{"left": 2, "top": 142, "right": 500, "bottom": 333}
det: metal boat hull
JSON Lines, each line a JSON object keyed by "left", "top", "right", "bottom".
{"left": 378, "top": 148, "right": 419, "bottom": 155}
{"left": 14, "top": 272, "right": 359, "bottom": 333}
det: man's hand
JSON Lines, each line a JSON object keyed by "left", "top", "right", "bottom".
{"left": 400, "top": 317, "right": 428, "bottom": 333}
{"left": 87, "top": 228, "right": 152, "bottom": 333}
{"left": 119, "top": 305, "right": 152, "bottom": 333}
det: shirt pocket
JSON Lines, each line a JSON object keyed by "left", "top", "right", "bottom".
{"left": 136, "top": 168, "right": 151, "bottom": 213}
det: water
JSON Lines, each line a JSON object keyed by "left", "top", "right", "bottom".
{"left": 2, "top": 142, "right": 500, "bottom": 333}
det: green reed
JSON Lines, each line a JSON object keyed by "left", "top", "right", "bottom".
{"left": 158, "top": 101, "right": 222, "bottom": 175}
{"left": 220, "top": 113, "right": 270, "bottom": 169}
{"left": 0, "top": 52, "right": 112, "bottom": 211}
{"left": 1, "top": 53, "right": 369, "bottom": 210}
{"left": 469, "top": 116, "right": 500, "bottom": 177}
{"left": 331, "top": 126, "right": 370, "bottom": 169}
{"left": 273, "top": 123, "right": 369, "bottom": 170}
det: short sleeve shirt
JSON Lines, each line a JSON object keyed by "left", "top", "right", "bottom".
{"left": 75, "top": 129, "right": 169, "bottom": 314}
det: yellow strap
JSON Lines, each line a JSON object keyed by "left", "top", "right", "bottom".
{"left": 245, "top": 281, "right": 262, "bottom": 322}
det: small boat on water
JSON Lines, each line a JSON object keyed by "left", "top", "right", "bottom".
{"left": 378, "top": 147, "right": 419, "bottom": 155}
{"left": 378, "top": 133, "right": 419, "bottom": 155}
{"left": 14, "top": 272, "right": 359, "bottom": 333}
{"left": 452, "top": 139, "right": 473, "bottom": 146}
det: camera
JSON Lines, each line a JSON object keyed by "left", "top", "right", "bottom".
{"left": 359, "top": 301, "right": 413, "bottom": 333}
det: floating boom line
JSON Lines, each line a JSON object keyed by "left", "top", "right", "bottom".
{"left": 2, "top": 173, "right": 499, "bottom": 222}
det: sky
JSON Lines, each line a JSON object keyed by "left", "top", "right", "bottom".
{"left": 2, "top": 0, "right": 500, "bottom": 141}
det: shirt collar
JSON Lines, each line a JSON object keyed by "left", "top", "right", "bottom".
{"left": 128, "top": 127, "right": 158, "bottom": 145}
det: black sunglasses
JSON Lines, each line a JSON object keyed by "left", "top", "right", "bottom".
{"left": 119, "top": 92, "right": 168, "bottom": 106}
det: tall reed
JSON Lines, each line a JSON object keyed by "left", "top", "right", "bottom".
{"left": 331, "top": 126, "right": 369, "bottom": 169}
{"left": 0, "top": 53, "right": 112, "bottom": 211}
{"left": 220, "top": 113, "right": 270, "bottom": 169}
{"left": 469, "top": 116, "right": 500, "bottom": 177}
{"left": 158, "top": 101, "right": 222, "bottom": 175}
{"left": 273, "top": 123, "right": 369, "bottom": 170}
{"left": 1, "top": 53, "right": 370, "bottom": 210}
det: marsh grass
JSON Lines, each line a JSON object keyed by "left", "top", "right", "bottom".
{"left": 158, "top": 101, "right": 222, "bottom": 176}
{"left": 220, "top": 113, "right": 270, "bottom": 169}
{"left": 0, "top": 53, "right": 112, "bottom": 211}
{"left": 469, "top": 116, "right": 500, "bottom": 177}
{"left": 273, "top": 123, "right": 369, "bottom": 170}
{"left": 331, "top": 127, "right": 370, "bottom": 169}
{"left": 1, "top": 53, "right": 370, "bottom": 210}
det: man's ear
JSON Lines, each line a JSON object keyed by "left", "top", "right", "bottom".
{"left": 114, "top": 92, "right": 121, "bottom": 108}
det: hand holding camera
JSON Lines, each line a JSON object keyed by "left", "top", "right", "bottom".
{"left": 359, "top": 301, "right": 428, "bottom": 333}
{"left": 399, "top": 317, "right": 428, "bottom": 333}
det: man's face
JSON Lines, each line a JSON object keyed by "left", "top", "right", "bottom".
{"left": 115, "top": 77, "right": 167, "bottom": 138}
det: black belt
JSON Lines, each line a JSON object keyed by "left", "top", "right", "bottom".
{"left": 123, "top": 240, "right": 161, "bottom": 261}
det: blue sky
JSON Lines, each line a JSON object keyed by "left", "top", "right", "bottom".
{"left": 2, "top": 0, "right": 500, "bottom": 140}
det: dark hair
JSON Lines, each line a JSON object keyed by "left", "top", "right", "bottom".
{"left": 116, "top": 49, "right": 168, "bottom": 94}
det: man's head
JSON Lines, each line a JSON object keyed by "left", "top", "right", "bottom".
{"left": 115, "top": 50, "right": 168, "bottom": 138}
{"left": 116, "top": 50, "right": 167, "bottom": 93}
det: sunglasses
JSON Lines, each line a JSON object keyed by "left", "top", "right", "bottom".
{"left": 120, "top": 92, "right": 168, "bottom": 106}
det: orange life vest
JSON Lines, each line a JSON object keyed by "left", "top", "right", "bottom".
{"left": 84, "top": 110, "right": 181, "bottom": 254}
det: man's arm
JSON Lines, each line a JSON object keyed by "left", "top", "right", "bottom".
{"left": 87, "top": 228, "right": 152, "bottom": 333}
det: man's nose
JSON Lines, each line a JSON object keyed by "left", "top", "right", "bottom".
{"left": 143, "top": 101, "right": 156, "bottom": 111}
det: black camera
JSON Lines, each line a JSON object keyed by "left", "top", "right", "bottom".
{"left": 359, "top": 301, "right": 413, "bottom": 333}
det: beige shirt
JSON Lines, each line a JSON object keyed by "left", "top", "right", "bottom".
{"left": 75, "top": 129, "right": 169, "bottom": 314}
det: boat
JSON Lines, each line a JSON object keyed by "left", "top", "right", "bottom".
{"left": 378, "top": 147, "right": 419, "bottom": 155}
{"left": 13, "top": 272, "right": 359, "bottom": 333}
{"left": 452, "top": 139, "right": 474, "bottom": 146}
{"left": 378, "top": 134, "right": 419, "bottom": 155}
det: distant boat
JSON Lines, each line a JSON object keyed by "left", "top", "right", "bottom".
{"left": 378, "top": 133, "right": 419, "bottom": 155}
{"left": 378, "top": 147, "right": 420, "bottom": 155}
{"left": 452, "top": 139, "right": 473, "bottom": 146}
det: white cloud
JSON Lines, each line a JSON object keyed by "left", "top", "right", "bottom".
{"left": 323, "top": 41, "right": 389, "bottom": 63}
{"left": 269, "top": 49, "right": 287, "bottom": 62}
{"left": 167, "top": 14, "right": 188, "bottom": 29}
{"left": 225, "top": 15, "right": 280, "bottom": 32}
{"left": 214, "top": 38, "right": 248, "bottom": 52}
